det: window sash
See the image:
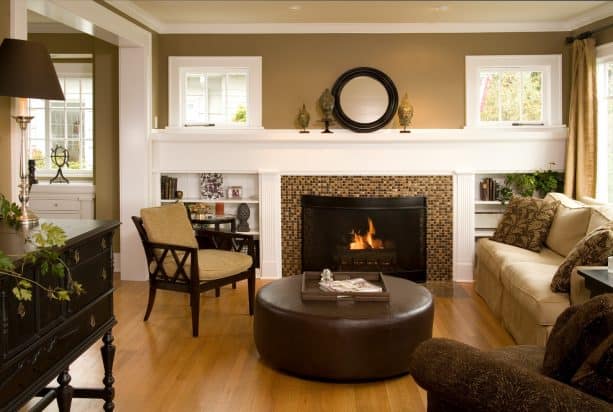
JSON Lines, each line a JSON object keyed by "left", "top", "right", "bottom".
{"left": 595, "top": 44, "right": 613, "bottom": 202}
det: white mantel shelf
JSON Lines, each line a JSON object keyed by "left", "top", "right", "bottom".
{"left": 152, "top": 127, "right": 567, "bottom": 144}
{"left": 119, "top": 126, "right": 569, "bottom": 282}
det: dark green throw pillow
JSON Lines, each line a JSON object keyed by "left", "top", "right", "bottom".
{"left": 492, "top": 196, "right": 559, "bottom": 252}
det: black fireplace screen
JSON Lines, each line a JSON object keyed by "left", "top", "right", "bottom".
{"left": 301, "top": 195, "right": 427, "bottom": 282}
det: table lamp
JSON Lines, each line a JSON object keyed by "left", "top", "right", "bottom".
{"left": 0, "top": 38, "right": 65, "bottom": 225}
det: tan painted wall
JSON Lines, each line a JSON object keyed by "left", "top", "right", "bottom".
{"left": 0, "top": 5, "right": 12, "bottom": 198}
{"left": 573, "top": 16, "right": 613, "bottom": 45}
{"left": 28, "top": 33, "right": 120, "bottom": 250}
{"left": 156, "top": 32, "right": 569, "bottom": 129}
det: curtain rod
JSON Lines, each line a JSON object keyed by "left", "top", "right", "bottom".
{"left": 566, "top": 21, "right": 613, "bottom": 44}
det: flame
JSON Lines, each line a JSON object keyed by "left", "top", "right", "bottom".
{"left": 349, "top": 218, "right": 384, "bottom": 250}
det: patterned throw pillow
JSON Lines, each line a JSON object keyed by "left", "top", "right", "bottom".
{"left": 550, "top": 225, "right": 613, "bottom": 293}
{"left": 492, "top": 196, "right": 559, "bottom": 252}
{"left": 542, "top": 294, "right": 613, "bottom": 401}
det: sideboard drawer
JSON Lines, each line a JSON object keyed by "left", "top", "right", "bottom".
{"left": 30, "top": 199, "right": 81, "bottom": 212}
{"left": 68, "top": 255, "right": 113, "bottom": 313}
{"left": 65, "top": 232, "right": 113, "bottom": 267}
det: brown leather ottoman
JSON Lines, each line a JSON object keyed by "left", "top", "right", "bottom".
{"left": 253, "top": 275, "right": 434, "bottom": 380}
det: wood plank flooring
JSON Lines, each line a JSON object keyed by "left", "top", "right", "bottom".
{"left": 22, "top": 277, "right": 514, "bottom": 412}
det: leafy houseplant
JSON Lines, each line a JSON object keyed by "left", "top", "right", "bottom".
{"left": 498, "top": 170, "right": 564, "bottom": 203}
{"left": 0, "top": 195, "right": 82, "bottom": 307}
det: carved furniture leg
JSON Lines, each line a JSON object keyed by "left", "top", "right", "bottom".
{"left": 191, "top": 289, "right": 200, "bottom": 337}
{"left": 232, "top": 281, "right": 236, "bottom": 289}
{"left": 144, "top": 284, "right": 157, "bottom": 321}
{"left": 101, "top": 331, "right": 116, "bottom": 411}
{"left": 56, "top": 369, "right": 74, "bottom": 412}
{"left": 215, "top": 287, "right": 220, "bottom": 297}
{"left": 248, "top": 270, "right": 255, "bottom": 316}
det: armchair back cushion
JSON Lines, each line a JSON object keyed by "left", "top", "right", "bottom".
{"left": 140, "top": 203, "right": 198, "bottom": 248}
{"left": 542, "top": 294, "right": 613, "bottom": 391}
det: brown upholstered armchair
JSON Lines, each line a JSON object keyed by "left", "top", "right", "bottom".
{"left": 410, "top": 294, "right": 613, "bottom": 412}
{"left": 132, "top": 203, "right": 256, "bottom": 337}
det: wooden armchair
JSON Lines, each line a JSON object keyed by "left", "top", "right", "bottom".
{"left": 132, "top": 203, "right": 255, "bottom": 337}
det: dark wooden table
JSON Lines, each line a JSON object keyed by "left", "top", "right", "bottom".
{"left": 0, "top": 219, "right": 119, "bottom": 412}
{"left": 576, "top": 267, "right": 613, "bottom": 297}
{"left": 191, "top": 215, "right": 236, "bottom": 232}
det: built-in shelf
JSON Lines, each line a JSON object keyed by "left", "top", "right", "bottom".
{"left": 475, "top": 229, "right": 495, "bottom": 238}
{"left": 475, "top": 200, "right": 503, "bottom": 205}
{"left": 161, "top": 198, "right": 260, "bottom": 204}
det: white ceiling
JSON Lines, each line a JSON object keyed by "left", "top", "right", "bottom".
{"left": 103, "top": 0, "right": 613, "bottom": 33}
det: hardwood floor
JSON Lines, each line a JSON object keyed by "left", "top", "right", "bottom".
{"left": 23, "top": 277, "right": 514, "bottom": 412}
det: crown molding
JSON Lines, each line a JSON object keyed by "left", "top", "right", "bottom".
{"left": 105, "top": 0, "right": 164, "bottom": 33}
{"left": 103, "top": 1, "right": 613, "bottom": 35}
{"left": 28, "top": 21, "right": 81, "bottom": 34}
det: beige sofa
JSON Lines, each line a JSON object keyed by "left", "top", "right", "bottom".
{"left": 474, "top": 193, "right": 613, "bottom": 346}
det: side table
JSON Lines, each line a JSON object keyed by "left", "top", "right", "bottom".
{"left": 576, "top": 266, "right": 613, "bottom": 298}
{"left": 191, "top": 215, "right": 236, "bottom": 232}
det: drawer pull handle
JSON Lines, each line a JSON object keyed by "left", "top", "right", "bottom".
{"left": 101, "top": 238, "right": 107, "bottom": 250}
{"left": 101, "top": 268, "right": 107, "bottom": 280}
{"left": 73, "top": 250, "right": 80, "bottom": 264}
{"left": 53, "top": 203, "right": 58, "bottom": 207}
{"left": 90, "top": 314, "right": 96, "bottom": 328}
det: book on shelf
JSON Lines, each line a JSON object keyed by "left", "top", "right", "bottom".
{"left": 479, "top": 177, "right": 500, "bottom": 201}
{"left": 160, "top": 175, "right": 178, "bottom": 200}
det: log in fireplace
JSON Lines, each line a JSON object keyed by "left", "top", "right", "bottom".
{"left": 301, "top": 195, "right": 427, "bottom": 282}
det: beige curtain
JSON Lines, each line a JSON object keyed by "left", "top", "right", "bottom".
{"left": 564, "top": 38, "right": 597, "bottom": 199}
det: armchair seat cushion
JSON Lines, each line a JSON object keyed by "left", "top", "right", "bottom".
{"left": 198, "top": 249, "right": 252, "bottom": 280}
{"left": 158, "top": 249, "right": 252, "bottom": 281}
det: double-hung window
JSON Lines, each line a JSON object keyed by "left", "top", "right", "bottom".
{"left": 596, "top": 43, "right": 613, "bottom": 202}
{"left": 465, "top": 55, "right": 562, "bottom": 127}
{"left": 169, "top": 56, "right": 262, "bottom": 129}
{"left": 28, "top": 60, "right": 93, "bottom": 177}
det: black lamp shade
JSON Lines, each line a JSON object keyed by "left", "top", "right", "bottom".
{"left": 0, "top": 38, "right": 64, "bottom": 100}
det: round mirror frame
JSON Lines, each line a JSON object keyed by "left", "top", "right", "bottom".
{"left": 331, "top": 67, "right": 399, "bottom": 133}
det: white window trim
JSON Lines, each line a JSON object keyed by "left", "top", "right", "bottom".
{"left": 31, "top": 61, "right": 94, "bottom": 178}
{"left": 168, "top": 56, "right": 262, "bottom": 129}
{"left": 465, "top": 55, "right": 562, "bottom": 128}
{"left": 595, "top": 42, "right": 613, "bottom": 201}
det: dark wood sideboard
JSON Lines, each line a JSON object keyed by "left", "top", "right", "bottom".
{"left": 0, "top": 219, "right": 119, "bottom": 411}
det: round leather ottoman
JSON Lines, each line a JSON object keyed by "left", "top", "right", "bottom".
{"left": 253, "top": 275, "right": 434, "bottom": 380}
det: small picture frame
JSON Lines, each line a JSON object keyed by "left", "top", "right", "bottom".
{"left": 228, "top": 186, "right": 243, "bottom": 199}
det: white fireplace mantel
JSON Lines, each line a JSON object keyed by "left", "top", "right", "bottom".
{"left": 124, "top": 127, "right": 568, "bottom": 282}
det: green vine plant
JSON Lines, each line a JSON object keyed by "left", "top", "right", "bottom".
{"left": 0, "top": 218, "right": 84, "bottom": 305}
{"left": 0, "top": 194, "right": 21, "bottom": 223}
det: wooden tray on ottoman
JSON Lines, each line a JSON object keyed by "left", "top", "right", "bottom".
{"left": 301, "top": 271, "right": 390, "bottom": 302}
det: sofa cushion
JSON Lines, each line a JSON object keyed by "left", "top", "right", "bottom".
{"left": 545, "top": 204, "right": 591, "bottom": 257}
{"left": 571, "top": 333, "right": 613, "bottom": 402}
{"left": 492, "top": 196, "right": 559, "bottom": 252}
{"left": 587, "top": 207, "right": 613, "bottom": 233}
{"left": 500, "top": 262, "right": 569, "bottom": 326}
{"left": 542, "top": 294, "right": 613, "bottom": 385}
{"left": 478, "top": 238, "right": 564, "bottom": 284}
{"left": 550, "top": 225, "right": 613, "bottom": 293}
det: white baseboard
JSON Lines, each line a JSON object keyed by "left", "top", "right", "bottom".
{"left": 453, "top": 262, "right": 474, "bottom": 282}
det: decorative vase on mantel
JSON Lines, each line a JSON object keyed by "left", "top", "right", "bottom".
{"left": 319, "top": 88, "right": 335, "bottom": 134}
{"left": 397, "top": 92, "right": 414, "bottom": 133}
{"left": 297, "top": 104, "right": 310, "bottom": 133}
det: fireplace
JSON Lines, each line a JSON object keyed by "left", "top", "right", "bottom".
{"left": 301, "top": 195, "right": 427, "bottom": 282}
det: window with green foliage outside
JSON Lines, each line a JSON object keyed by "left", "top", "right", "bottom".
{"left": 184, "top": 71, "right": 248, "bottom": 126}
{"left": 28, "top": 61, "right": 93, "bottom": 176}
{"left": 479, "top": 70, "right": 543, "bottom": 124}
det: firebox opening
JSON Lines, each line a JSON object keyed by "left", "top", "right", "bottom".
{"left": 302, "top": 195, "right": 427, "bottom": 282}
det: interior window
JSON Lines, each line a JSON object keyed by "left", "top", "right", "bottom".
{"left": 596, "top": 45, "right": 613, "bottom": 201}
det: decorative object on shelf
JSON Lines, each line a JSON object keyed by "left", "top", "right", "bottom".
{"left": 0, "top": 38, "right": 65, "bottom": 225}
{"left": 297, "top": 103, "right": 310, "bottom": 133}
{"left": 28, "top": 159, "right": 38, "bottom": 186}
{"left": 200, "top": 173, "right": 224, "bottom": 199}
{"left": 228, "top": 186, "right": 243, "bottom": 199}
{"left": 175, "top": 190, "right": 183, "bottom": 200}
{"left": 397, "top": 92, "right": 414, "bottom": 133}
{"left": 50, "top": 145, "right": 70, "bottom": 184}
{"left": 215, "top": 202, "right": 225, "bottom": 216}
{"left": 331, "top": 67, "right": 399, "bottom": 133}
{"left": 319, "top": 88, "right": 335, "bottom": 133}
{"left": 237, "top": 202, "right": 251, "bottom": 232}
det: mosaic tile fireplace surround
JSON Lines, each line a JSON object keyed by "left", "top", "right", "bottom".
{"left": 281, "top": 175, "right": 453, "bottom": 281}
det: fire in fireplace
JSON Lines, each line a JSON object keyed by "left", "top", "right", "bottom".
{"left": 302, "top": 195, "right": 427, "bottom": 282}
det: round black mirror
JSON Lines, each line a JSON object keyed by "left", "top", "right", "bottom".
{"left": 331, "top": 67, "right": 398, "bottom": 133}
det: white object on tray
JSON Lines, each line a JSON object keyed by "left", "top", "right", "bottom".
{"left": 319, "top": 278, "right": 382, "bottom": 293}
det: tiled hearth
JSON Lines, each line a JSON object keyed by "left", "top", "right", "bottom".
{"left": 281, "top": 175, "right": 453, "bottom": 281}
